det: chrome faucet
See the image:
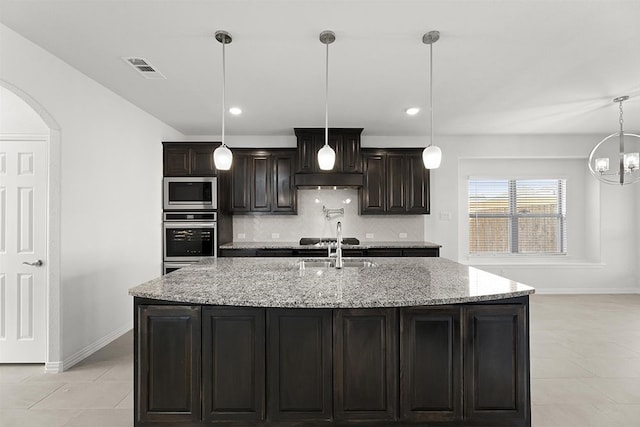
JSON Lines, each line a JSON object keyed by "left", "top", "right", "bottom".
{"left": 330, "top": 221, "right": 343, "bottom": 269}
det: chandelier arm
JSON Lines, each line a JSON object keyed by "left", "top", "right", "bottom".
{"left": 619, "top": 99, "right": 624, "bottom": 185}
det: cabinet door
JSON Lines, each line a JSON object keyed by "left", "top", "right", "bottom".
{"left": 402, "top": 248, "right": 440, "bottom": 257}
{"left": 268, "top": 309, "right": 333, "bottom": 422}
{"left": 230, "top": 154, "right": 250, "bottom": 212}
{"left": 400, "top": 307, "right": 462, "bottom": 423}
{"left": 334, "top": 308, "right": 398, "bottom": 422}
{"left": 202, "top": 307, "right": 265, "bottom": 423}
{"left": 164, "top": 145, "right": 191, "bottom": 176}
{"left": 272, "top": 151, "right": 297, "bottom": 213}
{"left": 360, "top": 152, "right": 386, "bottom": 214}
{"left": 405, "top": 153, "right": 430, "bottom": 214}
{"left": 338, "top": 132, "right": 361, "bottom": 173}
{"left": 296, "top": 131, "right": 321, "bottom": 173}
{"left": 190, "top": 145, "right": 216, "bottom": 176}
{"left": 464, "top": 304, "right": 529, "bottom": 425}
{"left": 137, "top": 305, "right": 201, "bottom": 424}
{"left": 386, "top": 154, "right": 406, "bottom": 213}
{"left": 251, "top": 155, "right": 271, "bottom": 212}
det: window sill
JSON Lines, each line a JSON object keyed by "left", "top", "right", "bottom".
{"left": 463, "top": 258, "right": 605, "bottom": 268}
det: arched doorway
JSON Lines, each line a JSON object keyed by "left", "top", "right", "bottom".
{"left": 0, "top": 81, "right": 62, "bottom": 371}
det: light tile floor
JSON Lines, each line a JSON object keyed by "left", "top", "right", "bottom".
{"left": 1, "top": 294, "right": 639, "bottom": 426}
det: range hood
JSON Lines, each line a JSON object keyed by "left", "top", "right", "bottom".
{"left": 294, "top": 172, "right": 363, "bottom": 188}
{"left": 294, "top": 128, "right": 364, "bottom": 188}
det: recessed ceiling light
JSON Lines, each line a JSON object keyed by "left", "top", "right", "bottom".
{"left": 405, "top": 107, "right": 420, "bottom": 116}
{"left": 229, "top": 107, "right": 242, "bottom": 115}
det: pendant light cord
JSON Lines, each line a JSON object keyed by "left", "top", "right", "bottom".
{"left": 429, "top": 41, "right": 434, "bottom": 148}
{"left": 325, "top": 40, "right": 329, "bottom": 147}
{"left": 221, "top": 39, "right": 226, "bottom": 147}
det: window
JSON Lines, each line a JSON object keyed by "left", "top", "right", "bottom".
{"left": 469, "top": 179, "right": 567, "bottom": 255}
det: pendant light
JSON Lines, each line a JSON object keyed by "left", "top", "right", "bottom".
{"left": 422, "top": 30, "right": 442, "bottom": 169}
{"left": 317, "top": 30, "right": 336, "bottom": 171}
{"left": 213, "top": 30, "right": 233, "bottom": 170}
{"left": 588, "top": 96, "right": 640, "bottom": 185}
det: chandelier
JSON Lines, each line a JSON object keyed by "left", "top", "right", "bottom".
{"left": 588, "top": 96, "right": 640, "bottom": 185}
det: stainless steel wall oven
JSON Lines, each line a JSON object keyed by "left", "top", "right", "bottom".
{"left": 163, "top": 211, "right": 217, "bottom": 264}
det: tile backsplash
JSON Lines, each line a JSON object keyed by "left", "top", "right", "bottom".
{"left": 232, "top": 189, "right": 425, "bottom": 242}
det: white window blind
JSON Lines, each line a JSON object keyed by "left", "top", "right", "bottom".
{"left": 469, "top": 179, "right": 567, "bottom": 255}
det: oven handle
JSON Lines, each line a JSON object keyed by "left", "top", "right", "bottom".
{"left": 164, "top": 222, "right": 217, "bottom": 228}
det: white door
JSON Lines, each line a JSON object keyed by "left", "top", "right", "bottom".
{"left": 0, "top": 139, "right": 47, "bottom": 362}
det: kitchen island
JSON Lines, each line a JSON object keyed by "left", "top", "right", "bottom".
{"left": 129, "top": 257, "right": 534, "bottom": 427}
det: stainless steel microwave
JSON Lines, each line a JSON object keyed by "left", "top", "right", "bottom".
{"left": 163, "top": 177, "right": 217, "bottom": 210}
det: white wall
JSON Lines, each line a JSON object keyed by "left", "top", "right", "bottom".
{"left": 423, "top": 135, "right": 638, "bottom": 293}
{"left": 0, "top": 23, "right": 183, "bottom": 368}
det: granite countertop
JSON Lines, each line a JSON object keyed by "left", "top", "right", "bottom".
{"left": 129, "top": 257, "right": 534, "bottom": 308}
{"left": 219, "top": 241, "right": 442, "bottom": 250}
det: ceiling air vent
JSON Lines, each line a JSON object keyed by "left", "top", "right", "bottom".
{"left": 122, "top": 57, "right": 166, "bottom": 79}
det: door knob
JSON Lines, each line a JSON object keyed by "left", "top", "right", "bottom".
{"left": 22, "top": 260, "right": 43, "bottom": 267}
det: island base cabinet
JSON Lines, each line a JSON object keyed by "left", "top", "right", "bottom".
{"left": 400, "top": 307, "right": 462, "bottom": 423}
{"left": 136, "top": 305, "right": 201, "bottom": 425}
{"left": 464, "top": 304, "right": 529, "bottom": 426}
{"left": 202, "top": 307, "right": 265, "bottom": 423}
{"left": 334, "top": 308, "right": 398, "bottom": 422}
{"left": 267, "top": 309, "right": 333, "bottom": 423}
{"left": 134, "top": 297, "right": 530, "bottom": 427}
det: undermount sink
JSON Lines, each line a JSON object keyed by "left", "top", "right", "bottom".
{"left": 297, "top": 258, "right": 377, "bottom": 269}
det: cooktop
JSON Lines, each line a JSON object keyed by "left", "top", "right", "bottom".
{"left": 299, "top": 237, "right": 360, "bottom": 246}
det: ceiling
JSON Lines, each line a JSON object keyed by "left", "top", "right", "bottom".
{"left": 1, "top": 0, "right": 639, "bottom": 137}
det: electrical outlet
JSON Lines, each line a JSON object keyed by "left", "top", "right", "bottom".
{"left": 365, "top": 233, "right": 374, "bottom": 239}
{"left": 271, "top": 233, "right": 280, "bottom": 239}
{"left": 439, "top": 212, "right": 452, "bottom": 221}
{"left": 237, "top": 233, "right": 246, "bottom": 239}
{"left": 399, "top": 233, "right": 408, "bottom": 238}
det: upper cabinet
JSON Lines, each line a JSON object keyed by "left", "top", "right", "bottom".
{"left": 229, "top": 149, "right": 296, "bottom": 215}
{"left": 360, "top": 149, "right": 430, "bottom": 215}
{"left": 294, "top": 128, "right": 362, "bottom": 174}
{"left": 163, "top": 142, "right": 218, "bottom": 176}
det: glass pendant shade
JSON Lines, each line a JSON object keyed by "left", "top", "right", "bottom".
{"left": 422, "top": 145, "right": 442, "bottom": 169}
{"left": 318, "top": 143, "right": 336, "bottom": 170}
{"left": 214, "top": 144, "right": 233, "bottom": 170}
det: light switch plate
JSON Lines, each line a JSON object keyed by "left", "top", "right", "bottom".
{"left": 271, "top": 233, "right": 280, "bottom": 239}
{"left": 365, "top": 233, "right": 374, "bottom": 239}
{"left": 237, "top": 233, "right": 246, "bottom": 239}
{"left": 399, "top": 233, "right": 408, "bottom": 238}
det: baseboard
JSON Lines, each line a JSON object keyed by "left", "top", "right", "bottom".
{"left": 534, "top": 288, "right": 640, "bottom": 295}
{"left": 60, "top": 322, "right": 131, "bottom": 372}
{"left": 44, "top": 361, "right": 63, "bottom": 374}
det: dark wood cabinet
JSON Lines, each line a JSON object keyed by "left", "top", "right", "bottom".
{"left": 202, "top": 307, "right": 265, "bottom": 423}
{"left": 267, "top": 309, "right": 333, "bottom": 422}
{"left": 272, "top": 151, "right": 297, "bottom": 213}
{"left": 360, "top": 149, "right": 430, "bottom": 215}
{"left": 230, "top": 154, "right": 251, "bottom": 212}
{"left": 294, "top": 128, "right": 362, "bottom": 173}
{"left": 220, "top": 246, "right": 439, "bottom": 258}
{"left": 361, "top": 152, "right": 386, "bottom": 214}
{"left": 136, "top": 305, "right": 201, "bottom": 424}
{"left": 163, "top": 142, "right": 218, "bottom": 176}
{"left": 334, "top": 308, "right": 398, "bottom": 422}
{"left": 134, "top": 297, "right": 529, "bottom": 427}
{"left": 464, "top": 304, "right": 529, "bottom": 425}
{"left": 230, "top": 149, "right": 296, "bottom": 214}
{"left": 401, "top": 307, "right": 462, "bottom": 423}
{"left": 250, "top": 154, "right": 271, "bottom": 212}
